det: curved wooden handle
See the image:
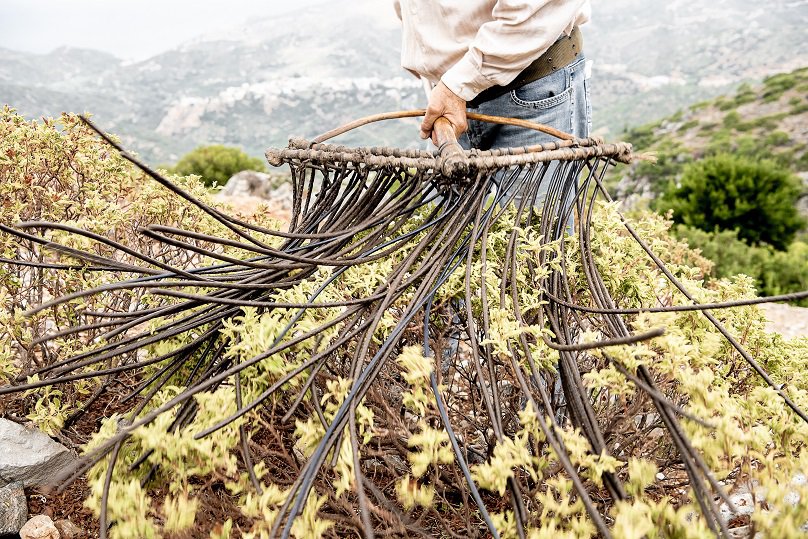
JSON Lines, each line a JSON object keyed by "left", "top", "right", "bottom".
{"left": 311, "top": 109, "right": 575, "bottom": 144}
{"left": 433, "top": 117, "right": 469, "bottom": 178}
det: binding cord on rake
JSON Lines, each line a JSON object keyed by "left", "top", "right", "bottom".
{"left": 1, "top": 112, "right": 806, "bottom": 538}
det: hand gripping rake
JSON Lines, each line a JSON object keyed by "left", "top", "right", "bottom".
{"left": 1, "top": 111, "right": 806, "bottom": 539}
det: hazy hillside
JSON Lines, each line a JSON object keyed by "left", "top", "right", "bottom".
{"left": 2, "top": 0, "right": 807, "bottom": 163}
{"left": 587, "top": 0, "right": 808, "bottom": 135}
{"left": 613, "top": 67, "right": 808, "bottom": 208}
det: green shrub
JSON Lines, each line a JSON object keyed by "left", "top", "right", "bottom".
{"left": 677, "top": 119, "right": 700, "bottom": 132}
{"left": 723, "top": 111, "right": 741, "bottom": 128}
{"left": 797, "top": 149, "right": 808, "bottom": 171}
{"left": 729, "top": 82, "right": 757, "bottom": 108}
{"left": 624, "top": 124, "right": 657, "bottom": 150}
{"left": 672, "top": 226, "right": 770, "bottom": 280}
{"left": 171, "top": 144, "right": 266, "bottom": 187}
{"left": 762, "top": 70, "right": 803, "bottom": 102}
{"left": 657, "top": 154, "right": 806, "bottom": 250}
{"left": 791, "top": 101, "right": 808, "bottom": 115}
{"left": 698, "top": 122, "right": 719, "bottom": 134}
{"left": 761, "top": 241, "right": 808, "bottom": 299}
{"left": 673, "top": 225, "right": 808, "bottom": 305}
{"left": 689, "top": 99, "right": 711, "bottom": 111}
{"left": 764, "top": 130, "right": 792, "bottom": 147}
{"left": 714, "top": 96, "right": 729, "bottom": 110}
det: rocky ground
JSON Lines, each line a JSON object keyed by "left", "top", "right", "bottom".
{"left": 760, "top": 302, "right": 808, "bottom": 340}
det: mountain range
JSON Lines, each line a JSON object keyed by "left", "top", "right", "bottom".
{"left": 2, "top": 0, "right": 807, "bottom": 163}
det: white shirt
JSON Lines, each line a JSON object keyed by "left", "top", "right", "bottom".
{"left": 395, "top": 0, "right": 591, "bottom": 101}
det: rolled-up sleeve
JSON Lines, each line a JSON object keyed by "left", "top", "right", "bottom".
{"left": 441, "top": 0, "right": 588, "bottom": 101}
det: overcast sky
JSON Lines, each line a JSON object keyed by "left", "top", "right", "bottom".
{"left": 0, "top": 0, "right": 338, "bottom": 60}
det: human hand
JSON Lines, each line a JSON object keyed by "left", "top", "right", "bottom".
{"left": 420, "top": 82, "right": 467, "bottom": 145}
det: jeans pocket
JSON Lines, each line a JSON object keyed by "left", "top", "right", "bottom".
{"left": 509, "top": 68, "right": 571, "bottom": 109}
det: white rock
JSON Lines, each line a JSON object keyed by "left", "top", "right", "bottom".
{"left": 0, "top": 419, "right": 77, "bottom": 487}
{"left": 0, "top": 481, "right": 27, "bottom": 535}
{"left": 19, "top": 514, "right": 60, "bottom": 539}
{"left": 220, "top": 170, "right": 274, "bottom": 198}
{"left": 727, "top": 525, "right": 752, "bottom": 539}
{"left": 54, "top": 519, "right": 82, "bottom": 539}
{"left": 784, "top": 473, "right": 805, "bottom": 507}
{"left": 719, "top": 490, "right": 757, "bottom": 527}
{"left": 270, "top": 182, "right": 293, "bottom": 210}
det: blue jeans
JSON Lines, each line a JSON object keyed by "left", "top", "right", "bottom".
{"left": 456, "top": 56, "right": 592, "bottom": 422}
{"left": 461, "top": 54, "right": 592, "bottom": 207}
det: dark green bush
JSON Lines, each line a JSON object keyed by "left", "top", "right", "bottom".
{"left": 723, "top": 111, "right": 741, "bottom": 128}
{"left": 729, "top": 83, "right": 757, "bottom": 108}
{"left": 797, "top": 149, "right": 808, "bottom": 171}
{"left": 764, "top": 131, "right": 792, "bottom": 147}
{"left": 762, "top": 70, "right": 804, "bottom": 102}
{"left": 171, "top": 145, "right": 266, "bottom": 187}
{"left": 791, "top": 101, "right": 808, "bottom": 115}
{"left": 698, "top": 122, "right": 719, "bottom": 134}
{"left": 657, "top": 154, "right": 806, "bottom": 250}
{"left": 677, "top": 119, "right": 700, "bottom": 132}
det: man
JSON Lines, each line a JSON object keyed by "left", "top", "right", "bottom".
{"left": 395, "top": 0, "right": 592, "bottom": 158}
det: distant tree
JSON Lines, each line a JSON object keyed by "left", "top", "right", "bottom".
{"left": 172, "top": 145, "right": 266, "bottom": 187}
{"left": 657, "top": 154, "right": 805, "bottom": 250}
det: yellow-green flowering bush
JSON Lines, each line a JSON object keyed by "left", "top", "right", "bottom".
{"left": 1, "top": 108, "right": 806, "bottom": 538}
{"left": 0, "top": 106, "right": 281, "bottom": 428}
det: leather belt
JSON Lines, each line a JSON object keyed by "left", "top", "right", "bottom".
{"left": 468, "top": 26, "right": 583, "bottom": 108}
